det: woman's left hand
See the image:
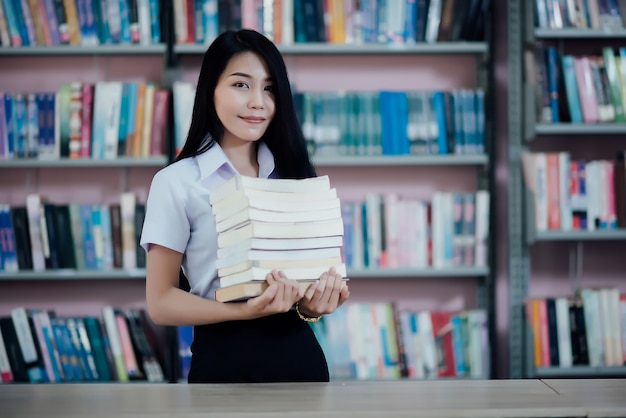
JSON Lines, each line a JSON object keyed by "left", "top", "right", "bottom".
{"left": 297, "top": 266, "right": 350, "bottom": 318}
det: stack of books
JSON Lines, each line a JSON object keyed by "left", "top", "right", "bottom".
{"left": 209, "top": 175, "right": 347, "bottom": 302}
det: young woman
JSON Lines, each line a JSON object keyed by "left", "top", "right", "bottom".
{"left": 140, "top": 29, "right": 349, "bottom": 383}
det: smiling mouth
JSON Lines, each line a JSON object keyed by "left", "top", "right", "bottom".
{"left": 240, "top": 116, "right": 265, "bottom": 123}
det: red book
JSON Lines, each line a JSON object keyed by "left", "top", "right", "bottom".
{"left": 430, "top": 311, "right": 456, "bottom": 377}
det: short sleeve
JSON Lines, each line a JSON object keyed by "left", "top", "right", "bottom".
{"left": 140, "top": 170, "right": 190, "bottom": 253}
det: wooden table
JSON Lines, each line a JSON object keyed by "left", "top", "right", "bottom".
{"left": 2, "top": 379, "right": 625, "bottom": 418}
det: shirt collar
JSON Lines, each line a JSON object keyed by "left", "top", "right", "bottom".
{"left": 196, "top": 140, "right": 276, "bottom": 180}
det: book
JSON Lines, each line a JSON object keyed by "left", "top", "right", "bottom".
{"left": 215, "top": 278, "right": 349, "bottom": 303}
{"left": 209, "top": 174, "right": 331, "bottom": 205}
{"left": 216, "top": 246, "right": 342, "bottom": 269}
{"left": 212, "top": 191, "right": 340, "bottom": 223}
{"left": 217, "top": 218, "right": 344, "bottom": 248}
{"left": 219, "top": 263, "right": 347, "bottom": 288}
{"left": 216, "top": 236, "right": 344, "bottom": 258}
{"left": 215, "top": 205, "right": 341, "bottom": 233}
{"left": 218, "top": 256, "right": 344, "bottom": 278}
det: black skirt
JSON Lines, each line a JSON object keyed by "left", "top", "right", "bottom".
{"left": 188, "top": 310, "right": 329, "bottom": 383}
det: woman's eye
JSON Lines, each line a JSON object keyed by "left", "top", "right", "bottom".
{"left": 234, "top": 82, "right": 248, "bottom": 88}
{"left": 265, "top": 85, "right": 274, "bottom": 92}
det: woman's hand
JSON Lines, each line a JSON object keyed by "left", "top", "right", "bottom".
{"left": 297, "top": 267, "right": 350, "bottom": 318}
{"left": 246, "top": 270, "right": 303, "bottom": 318}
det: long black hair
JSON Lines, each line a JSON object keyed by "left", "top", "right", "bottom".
{"left": 175, "top": 29, "right": 316, "bottom": 179}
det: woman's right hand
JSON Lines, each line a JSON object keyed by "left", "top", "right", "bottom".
{"left": 245, "top": 270, "right": 303, "bottom": 317}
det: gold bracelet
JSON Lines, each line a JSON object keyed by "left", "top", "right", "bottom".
{"left": 295, "top": 302, "right": 322, "bottom": 323}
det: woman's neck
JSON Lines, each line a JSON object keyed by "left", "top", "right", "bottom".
{"left": 221, "top": 141, "right": 259, "bottom": 177}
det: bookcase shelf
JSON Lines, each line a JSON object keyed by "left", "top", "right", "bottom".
{"left": 174, "top": 42, "right": 489, "bottom": 56}
{"left": 312, "top": 154, "right": 489, "bottom": 167}
{"left": 534, "top": 123, "right": 626, "bottom": 136}
{"left": 0, "top": 270, "right": 146, "bottom": 281}
{"left": 0, "top": 157, "right": 168, "bottom": 168}
{"left": 0, "top": 45, "right": 167, "bottom": 56}
{"left": 347, "top": 267, "right": 490, "bottom": 279}
{"left": 534, "top": 28, "right": 626, "bottom": 39}
{"left": 508, "top": 0, "right": 626, "bottom": 379}
{"left": 534, "top": 366, "right": 626, "bottom": 378}
{"left": 0, "top": 0, "right": 497, "bottom": 384}
{"left": 533, "top": 230, "right": 626, "bottom": 242}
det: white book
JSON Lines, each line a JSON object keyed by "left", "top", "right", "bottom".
{"left": 586, "top": 161, "right": 598, "bottom": 231}
{"left": 219, "top": 263, "right": 347, "bottom": 288}
{"left": 534, "top": 153, "right": 549, "bottom": 231}
{"left": 417, "top": 311, "right": 438, "bottom": 379}
{"left": 214, "top": 195, "right": 341, "bottom": 226}
{"left": 120, "top": 192, "right": 137, "bottom": 270}
{"left": 218, "top": 218, "right": 344, "bottom": 248}
{"left": 555, "top": 297, "right": 573, "bottom": 368}
{"left": 102, "top": 306, "right": 128, "bottom": 382}
{"left": 431, "top": 192, "right": 446, "bottom": 268}
{"left": 218, "top": 256, "right": 343, "bottom": 278}
{"left": 558, "top": 152, "right": 572, "bottom": 231}
{"left": 216, "top": 246, "right": 342, "bottom": 269}
{"left": 137, "top": 0, "right": 152, "bottom": 45}
{"left": 581, "top": 288, "right": 604, "bottom": 366}
{"left": 217, "top": 235, "right": 344, "bottom": 258}
{"left": 173, "top": 81, "right": 196, "bottom": 154}
{"left": 608, "top": 288, "right": 623, "bottom": 366}
{"left": 102, "top": 82, "right": 123, "bottom": 160}
{"left": 209, "top": 175, "right": 331, "bottom": 205}
{"left": 474, "top": 190, "right": 490, "bottom": 268}
{"left": 25, "top": 194, "right": 46, "bottom": 271}
{"left": 364, "top": 193, "right": 382, "bottom": 268}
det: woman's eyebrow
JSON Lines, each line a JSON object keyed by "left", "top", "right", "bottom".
{"left": 229, "top": 72, "right": 272, "bottom": 81}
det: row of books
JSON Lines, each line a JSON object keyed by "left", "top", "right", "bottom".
{"left": 310, "top": 304, "right": 490, "bottom": 380}
{"left": 0, "top": 83, "right": 170, "bottom": 161}
{"left": 0, "top": 0, "right": 163, "bottom": 48}
{"left": 0, "top": 192, "right": 146, "bottom": 273}
{"left": 0, "top": 306, "right": 165, "bottom": 383}
{"left": 525, "top": 287, "right": 626, "bottom": 369}
{"left": 522, "top": 151, "right": 626, "bottom": 232}
{"left": 174, "top": 0, "right": 488, "bottom": 46}
{"left": 531, "top": 45, "right": 626, "bottom": 125}
{"left": 534, "top": 0, "right": 626, "bottom": 31}
{"left": 341, "top": 190, "right": 490, "bottom": 270}
{"left": 173, "top": 82, "right": 486, "bottom": 157}
{"left": 296, "top": 90, "right": 486, "bottom": 157}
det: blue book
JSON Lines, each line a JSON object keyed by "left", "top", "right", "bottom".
{"left": 561, "top": 55, "right": 584, "bottom": 123}
{"left": 451, "top": 314, "right": 467, "bottom": 376}
{"left": 148, "top": 0, "right": 160, "bottom": 43}
{"left": 474, "top": 90, "right": 485, "bottom": 154}
{"left": 4, "top": 93, "right": 14, "bottom": 159}
{"left": 432, "top": 91, "right": 449, "bottom": 155}
{"left": 545, "top": 47, "right": 560, "bottom": 123}
{"left": 80, "top": 204, "right": 97, "bottom": 270}
{"left": 13, "top": 93, "right": 26, "bottom": 158}
{"left": 177, "top": 326, "right": 193, "bottom": 380}
{"left": 118, "top": 0, "right": 131, "bottom": 43}
{"left": 117, "top": 83, "right": 129, "bottom": 156}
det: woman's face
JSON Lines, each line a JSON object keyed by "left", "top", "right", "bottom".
{"left": 214, "top": 51, "right": 276, "bottom": 146}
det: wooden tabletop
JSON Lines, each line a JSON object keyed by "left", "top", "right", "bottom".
{"left": 2, "top": 379, "right": 625, "bottom": 418}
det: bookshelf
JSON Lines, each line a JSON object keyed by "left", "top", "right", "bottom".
{"left": 508, "top": 0, "right": 626, "bottom": 379}
{"left": 170, "top": 1, "right": 496, "bottom": 380}
{"left": 1, "top": 0, "right": 496, "bottom": 382}
{"left": 0, "top": 0, "right": 174, "bottom": 383}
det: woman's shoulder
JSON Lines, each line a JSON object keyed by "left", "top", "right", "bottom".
{"left": 151, "top": 157, "right": 199, "bottom": 187}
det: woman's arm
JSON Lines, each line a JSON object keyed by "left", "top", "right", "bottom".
{"left": 145, "top": 244, "right": 304, "bottom": 326}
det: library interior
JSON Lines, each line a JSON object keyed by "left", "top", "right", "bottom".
{"left": 0, "top": 1, "right": 625, "bottom": 417}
